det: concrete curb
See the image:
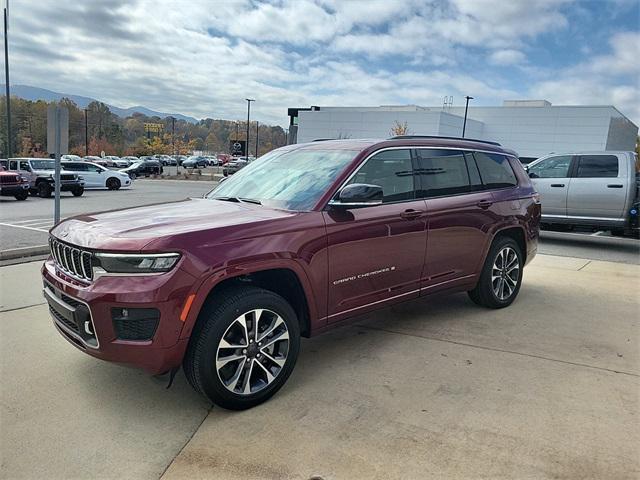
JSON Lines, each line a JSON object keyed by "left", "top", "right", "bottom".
{"left": 0, "top": 245, "right": 49, "bottom": 261}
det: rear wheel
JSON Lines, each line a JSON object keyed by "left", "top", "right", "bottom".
{"left": 106, "top": 177, "right": 121, "bottom": 190}
{"left": 468, "top": 236, "right": 523, "bottom": 308}
{"left": 72, "top": 187, "right": 84, "bottom": 197}
{"left": 37, "top": 182, "right": 52, "bottom": 198}
{"left": 184, "top": 286, "right": 300, "bottom": 410}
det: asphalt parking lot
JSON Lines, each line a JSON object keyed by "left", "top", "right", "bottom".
{"left": 1, "top": 253, "right": 638, "bottom": 479}
{"left": 0, "top": 179, "right": 215, "bottom": 252}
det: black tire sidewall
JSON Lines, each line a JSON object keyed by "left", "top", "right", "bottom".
{"left": 38, "top": 182, "right": 52, "bottom": 198}
{"left": 107, "top": 178, "right": 121, "bottom": 190}
{"left": 192, "top": 288, "right": 300, "bottom": 410}
{"left": 72, "top": 187, "right": 84, "bottom": 197}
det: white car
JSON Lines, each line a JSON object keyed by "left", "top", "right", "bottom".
{"left": 62, "top": 161, "right": 132, "bottom": 190}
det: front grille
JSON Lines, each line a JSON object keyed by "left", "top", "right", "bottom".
{"left": 60, "top": 174, "right": 75, "bottom": 181}
{"left": 0, "top": 174, "right": 20, "bottom": 184}
{"left": 49, "top": 237, "right": 93, "bottom": 281}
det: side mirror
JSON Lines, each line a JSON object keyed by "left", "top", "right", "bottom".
{"left": 329, "top": 183, "right": 383, "bottom": 208}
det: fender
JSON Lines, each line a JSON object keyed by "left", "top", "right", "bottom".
{"left": 178, "top": 257, "right": 321, "bottom": 339}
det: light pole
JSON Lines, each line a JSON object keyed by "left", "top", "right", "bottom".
{"left": 84, "top": 108, "right": 88, "bottom": 156}
{"left": 171, "top": 116, "right": 175, "bottom": 155}
{"left": 245, "top": 98, "right": 254, "bottom": 158}
{"left": 462, "top": 95, "right": 473, "bottom": 138}
{"left": 4, "top": 1, "right": 12, "bottom": 159}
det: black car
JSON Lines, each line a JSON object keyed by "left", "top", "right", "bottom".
{"left": 120, "top": 160, "right": 163, "bottom": 179}
{"left": 182, "top": 156, "right": 208, "bottom": 168}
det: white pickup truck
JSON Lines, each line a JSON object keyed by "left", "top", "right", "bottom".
{"left": 526, "top": 151, "right": 639, "bottom": 237}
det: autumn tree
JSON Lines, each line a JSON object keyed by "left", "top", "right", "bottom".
{"left": 390, "top": 120, "right": 409, "bottom": 136}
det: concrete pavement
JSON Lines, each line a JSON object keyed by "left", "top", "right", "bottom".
{"left": 1, "top": 255, "right": 638, "bottom": 479}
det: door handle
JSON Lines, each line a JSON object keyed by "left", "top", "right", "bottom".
{"left": 400, "top": 209, "right": 424, "bottom": 220}
{"left": 550, "top": 184, "right": 565, "bottom": 187}
{"left": 476, "top": 200, "right": 493, "bottom": 209}
{"left": 607, "top": 184, "right": 623, "bottom": 188}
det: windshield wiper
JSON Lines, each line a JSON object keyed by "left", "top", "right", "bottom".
{"left": 211, "top": 196, "right": 241, "bottom": 202}
{"left": 238, "top": 197, "right": 262, "bottom": 205}
{"left": 211, "top": 196, "right": 261, "bottom": 205}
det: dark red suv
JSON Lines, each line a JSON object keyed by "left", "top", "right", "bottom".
{"left": 42, "top": 136, "right": 540, "bottom": 409}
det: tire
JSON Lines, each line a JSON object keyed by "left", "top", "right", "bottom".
{"left": 183, "top": 286, "right": 300, "bottom": 410}
{"left": 14, "top": 190, "right": 28, "bottom": 201}
{"left": 468, "top": 236, "right": 523, "bottom": 309}
{"left": 37, "top": 182, "right": 52, "bottom": 198}
{"left": 72, "top": 187, "right": 84, "bottom": 197}
{"left": 106, "top": 177, "right": 121, "bottom": 190}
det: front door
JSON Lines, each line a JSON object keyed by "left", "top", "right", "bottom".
{"left": 527, "top": 155, "right": 572, "bottom": 218}
{"left": 324, "top": 148, "right": 427, "bottom": 322}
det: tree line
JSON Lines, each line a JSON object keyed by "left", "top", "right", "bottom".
{"left": 0, "top": 96, "right": 287, "bottom": 158}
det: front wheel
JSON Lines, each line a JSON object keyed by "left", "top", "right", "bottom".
{"left": 468, "top": 236, "right": 523, "bottom": 308}
{"left": 72, "top": 187, "right": 84, "bottom": 197}
{"left": 184, "top": 286, "right": 300, "bottom": 410}
{"left": 106, "top": 177, "right": 121, "bottom": 190}
{"left": 14, "top": 190, "right": 28, "bottom": 201}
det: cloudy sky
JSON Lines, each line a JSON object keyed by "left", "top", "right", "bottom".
{"left": 6, "top": 0, "right": 640, "bottom": 126}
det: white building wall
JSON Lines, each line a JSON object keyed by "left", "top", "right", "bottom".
{"left": 297, "top": 110, "right": 483, "bottom": 143}
{"left": 296, "top": 104, "right": 638, "bottom": 159}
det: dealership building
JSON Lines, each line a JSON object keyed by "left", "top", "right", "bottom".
{"left": 287, "top": 100, "right": 638, "bottom": 162}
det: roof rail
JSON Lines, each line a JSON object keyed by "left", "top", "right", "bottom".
{"left": 388, "top": 135, "right": 501, "bottom": 146}
{"left": 311, "top": 138, "right": 335, "bottom": 142}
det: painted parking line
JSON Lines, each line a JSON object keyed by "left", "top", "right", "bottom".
{"left": 0, "top": 222, "right": 51, "bottom": 233}
{"left": 8, "top": 218, "right": 52, "bottom": 225}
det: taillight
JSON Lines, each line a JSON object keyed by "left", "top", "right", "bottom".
{"left": 532, "top": 192, "right": 541, "bottom": 205}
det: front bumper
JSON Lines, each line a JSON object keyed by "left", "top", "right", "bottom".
{"left": 42, "top": 259, "right": 196, "bottom": 374}
{"left": 0, "top": 184, "right": 29, "bottom": 196}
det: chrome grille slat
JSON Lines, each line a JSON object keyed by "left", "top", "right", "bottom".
{"left": 49, "top": 237, "right": 93, "bottom": 281}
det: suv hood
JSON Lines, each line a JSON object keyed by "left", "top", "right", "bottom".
{"left": 50, "top": 198, "right": 297, "bottom": 251}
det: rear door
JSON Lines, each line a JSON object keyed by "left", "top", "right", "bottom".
{"left": 324, "top": 148, "right": 427, "bottom": 321}
{"left": 527, "top": 155, "right": 572, "bottom": 217}
{"left": 567, "top": 154, "right": 626, "bottom": 221}
{"left": 418, "top": 149, "right": 495, "bottom": 289}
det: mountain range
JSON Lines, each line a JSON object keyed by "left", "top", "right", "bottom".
{"left": 2, "top": 84, "right": 199, "bottom": 123}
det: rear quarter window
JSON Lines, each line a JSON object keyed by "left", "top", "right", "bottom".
{"left": 473, "top": 152, "right": 518, "bottom": 188}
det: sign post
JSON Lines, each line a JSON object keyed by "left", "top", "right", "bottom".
{"left": 47, "top": 105, "right": 69, "bottom": 225}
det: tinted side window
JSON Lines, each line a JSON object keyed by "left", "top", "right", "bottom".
{"left": 576, "top": 155, "right": 618, "bottom": 178}
{"left": 348, "top": 149, "right": 414, "bottom": 203}
{"left": 528, "top": 155, "right": 571, "bottom": 178}
{"left": 464, "top": 152, "right": 484, "bottom": 191}
{"left": 416, "top": 149, "right": 470, "bottom": 197}
{"left": 474, "top": 152, "right": 518, "bottom": 188}
{"left": 64, "top": 163, "right": 87, "bottom": 171}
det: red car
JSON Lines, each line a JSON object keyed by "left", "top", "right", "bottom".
{"left": 43, "top": 136, "right": 540, "bottom": 409}
{"left": 0, "top": 165, "right": 30, "bottom": 200}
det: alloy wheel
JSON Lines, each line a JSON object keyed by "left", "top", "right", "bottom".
{"left": 491, "top": 246, "right": 520, "bottom": 301}
{"left": 215, "top": 309, "right": 290, "bottom": 395}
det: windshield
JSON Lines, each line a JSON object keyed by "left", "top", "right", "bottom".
{"left": 207, "top": 148, "right": 358, "bottom": 211}
{"left": 128, "top": 162, "right": 141, "bottom": 168}
{"left": 30, "top": 160, "right": 55, "bottom": 170}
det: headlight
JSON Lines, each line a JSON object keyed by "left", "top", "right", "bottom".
{"left": 94, "top": 253, "right": 180, "bottom": 274}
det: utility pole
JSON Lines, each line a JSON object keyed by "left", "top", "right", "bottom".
{"left": 245, "top": 98, "right": 254, "bottom": 158}
{"left": 4, "top": 1, "right": 12, "bottom": 159}
{"left": 462, "top": 95, "right": 473, "bottom": 138}
{"left": 235, "top": 121, "right": 239, "bottom": 141}
{"left": 84, "top": 108, "right": 88, "bottom": 156}
{"left": 255, "top": 121, "right": 259, "bottom": 158}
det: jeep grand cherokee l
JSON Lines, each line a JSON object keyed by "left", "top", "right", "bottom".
{"left": 43, "top": 136, "right": 540, "bottom": 410}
